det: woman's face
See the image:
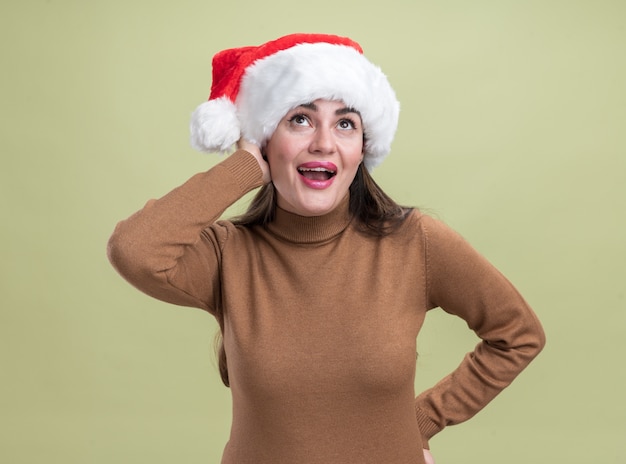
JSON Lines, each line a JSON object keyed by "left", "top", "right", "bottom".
{"left": 265, "top": 99, "right": 364, "bottom": 217}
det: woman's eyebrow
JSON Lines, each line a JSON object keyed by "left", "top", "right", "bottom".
{"left": 294, "top": 103, "right": 360, "bottom": 117}
{"left": 336, "top": 107, "right": 360, "bottom": 116}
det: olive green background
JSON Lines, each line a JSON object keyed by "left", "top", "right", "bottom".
{"left": 1, "top": 1, "right": 624, "bottom": 462}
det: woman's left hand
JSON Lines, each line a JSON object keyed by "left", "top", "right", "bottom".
{"left": 423, "top": 449, "right": 435, "bottom": 464}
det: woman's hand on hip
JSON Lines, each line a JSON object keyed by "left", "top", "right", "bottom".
{"left": 423, "top": 449, "right": 435, "bottom": 464}
{"left": 237, "top": 139, "right": 271, "bottom": 184}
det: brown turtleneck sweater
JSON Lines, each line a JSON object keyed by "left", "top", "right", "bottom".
{"left": 107, "top": 150, "right": 545, "bottom": 464}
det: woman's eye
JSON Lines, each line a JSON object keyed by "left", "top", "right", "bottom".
{"left": 338, "top": 119, "right": 356, "bottom": 130}
{"left": 289, "top": 114, "right": 309, "bottom": 126}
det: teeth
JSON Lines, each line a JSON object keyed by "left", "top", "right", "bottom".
{"left": 298, "top": 167, "right": 335, "bottom": 173}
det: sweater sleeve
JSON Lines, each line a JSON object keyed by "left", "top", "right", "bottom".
{"left": 106, "top": 150, "right": 264, "bottom": 314}
{"left": 414, "top": 215, "right": 546, "bottom": 448}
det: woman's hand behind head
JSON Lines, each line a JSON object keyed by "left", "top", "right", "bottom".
{"left": 237, "top": 139, "right": 271, "bottom": 184}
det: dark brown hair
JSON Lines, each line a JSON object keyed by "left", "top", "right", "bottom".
{"left": 216, "top": 163, "right": 412, "bottom": 386}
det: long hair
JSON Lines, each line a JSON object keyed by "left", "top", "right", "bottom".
{"left": 216, "top": 163, "right": 412, "bottom": 387}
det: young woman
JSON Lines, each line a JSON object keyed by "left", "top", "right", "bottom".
{"left": 107, "top": 33, "right": 545, "bottom": 464}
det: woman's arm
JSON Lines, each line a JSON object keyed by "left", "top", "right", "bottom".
{"left": 414, "top": 215, "right": 546, "bottom": 446}
{"left": 107, "top": 150, "right": 264, "bottom": 313}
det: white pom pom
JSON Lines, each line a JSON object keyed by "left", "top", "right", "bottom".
{"left": 190, "top": 97, "right": 241, "bottom": 154}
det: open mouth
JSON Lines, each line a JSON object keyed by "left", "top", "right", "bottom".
{"left": 297, "top": 166, "right": 337, "bottom": 181}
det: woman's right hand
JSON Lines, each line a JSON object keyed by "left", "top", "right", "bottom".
{"left": 237, "top": 139, "right": 271, "bottom": 184}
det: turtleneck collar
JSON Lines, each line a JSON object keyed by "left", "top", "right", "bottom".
{"left": 266, "top": 195, "right": 353, "bottom": 244}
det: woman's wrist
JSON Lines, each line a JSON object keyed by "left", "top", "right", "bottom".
{"left": 237, "top": 139, "right": 271, "bottom": 184}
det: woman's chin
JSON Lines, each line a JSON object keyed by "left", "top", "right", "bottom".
{"left": 280, "top": 196, "right": 340, "bottom": 217}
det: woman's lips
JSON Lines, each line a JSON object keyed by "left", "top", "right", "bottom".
{"left": 297, "top": 162, "right": 337, "bottom": 189}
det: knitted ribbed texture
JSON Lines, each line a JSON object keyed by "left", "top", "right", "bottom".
{"left": 108, "top": 150, "right": 545, "bottom": 462}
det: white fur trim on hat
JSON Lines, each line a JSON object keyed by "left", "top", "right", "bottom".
{"left": 236, "top": 42, "right": 399, "bottom": 170}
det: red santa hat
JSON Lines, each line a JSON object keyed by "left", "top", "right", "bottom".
{"left": 190, "top": 33, "right": 400, "bottom": 170}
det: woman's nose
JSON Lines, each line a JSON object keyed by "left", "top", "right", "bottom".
{"left": 309, "top": 127, "right": 336, "bottom": 154}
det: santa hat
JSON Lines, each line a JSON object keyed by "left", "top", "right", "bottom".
{"left": 190, "top": 33, "right": 400, "bottom": 170}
